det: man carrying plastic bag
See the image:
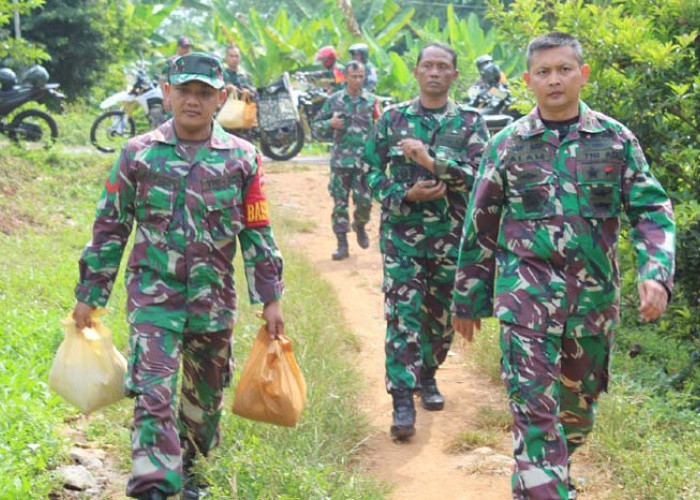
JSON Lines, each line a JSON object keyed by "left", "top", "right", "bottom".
{"left": 72, "top": 52, "right": 285, "bottom": 500}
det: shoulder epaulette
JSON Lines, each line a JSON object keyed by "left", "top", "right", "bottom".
{"left": 384, "top": 99, "right": 411, "bottom": 112}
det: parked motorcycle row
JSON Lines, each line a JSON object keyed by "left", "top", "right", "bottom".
{"left": 0, "top": 65, "right": 65, "bottom": 149}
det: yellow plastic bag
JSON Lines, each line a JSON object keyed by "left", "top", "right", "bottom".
{"left": 232, "top": 326, "right": 307, "bottom": 427}
{"left": 49, "top": 309, "right": 127, "bottom": 414}
{"left": 217, "top": 91, "right": 258, "bottom": 129}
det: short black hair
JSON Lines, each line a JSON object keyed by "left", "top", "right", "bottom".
{"left": 526, "top": 31, "right": 584, "bottom": 69}
{"left": 416, "top": 42, "right": 458, "bottom": 68}
{"left": 345, "top": 60, "right": 364, "bottom": 74}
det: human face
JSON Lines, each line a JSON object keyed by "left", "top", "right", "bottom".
{"left": 226, "top": 48, "right": 241, "bottom": 71}
{"left": 345, "top": 67, "right": 365, "bottom": 95}
{"left": 523, "top": 45, "right": 590, "bottom": 120}
{"left": 413, "top": 46, "right": 459, "bottom": 100}
{"left": 177, "top": 45, "right": 192, "bottom": 56}
{"left": 165, "top": 81, "right": 226, "bottom": 140}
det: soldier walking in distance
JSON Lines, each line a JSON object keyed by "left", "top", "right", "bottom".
{"left": 364, "top": 42, "right": 489, "bottom": 440}
{"left": 453, "top": 32, "right": 675, "bottom": 500}
{"left": 72, "top": 52, "right": 284, "bottom": 500}
{"left": 314, "top": 61, "right": 381, "bottom": 260}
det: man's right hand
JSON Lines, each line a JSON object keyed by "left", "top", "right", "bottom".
{"left": 73, "top": 301, "right": 96, "bottom": 330}
{"left": 405, "top": 179, "right": 446, "bottom": 202}
{"left": 453, "top": 317, "right": 480, "bottom": 342}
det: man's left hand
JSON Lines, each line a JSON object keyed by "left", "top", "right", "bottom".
{"left": 263, "top": 300, "right": 284, "bottom": 339}
{"left": 398, "top": 138, "right": 434, "bottom": 173}
{"left": 638, "top": 280, "right": 668, "bottom": 322}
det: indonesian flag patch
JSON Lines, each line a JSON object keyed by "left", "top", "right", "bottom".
{"left": 243, "top": 155, "right": 270, "bottom": 228}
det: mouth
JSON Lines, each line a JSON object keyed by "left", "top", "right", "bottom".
{"left": 548, "top": 91, "right": 563, "bottom": 98}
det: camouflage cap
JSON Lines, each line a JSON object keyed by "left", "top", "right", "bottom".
{"left": 169, "top": 52, "right": 225, "bottom": 89}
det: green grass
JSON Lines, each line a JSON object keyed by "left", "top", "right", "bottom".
{"left": 0, "top": 145, "right": 385, "bottom": 499}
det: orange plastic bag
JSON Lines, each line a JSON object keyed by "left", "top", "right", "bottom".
{"left": 49, "top": 309, "right": 127, "bottom": 414}
{"left": 232, "top": 326, "right": 306, "bottom": 427}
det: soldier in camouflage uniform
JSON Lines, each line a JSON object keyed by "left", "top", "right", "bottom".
{"left": 314, "top": 61, "right": 381, "bottom": 260}
{"left": 223, "top": 44, "right": 257, "bottom": 100}
{"left": 452, "top": 32, "right": 675, "bottom": 500}
{"left": 72, "top": 53, "right": 285, "bottom": 500}
{"left": 363, "top": 43, "right": 489, "bottom": 440}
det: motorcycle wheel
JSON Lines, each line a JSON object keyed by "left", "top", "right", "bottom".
{"left": 9, "top": 109, "right": 58, "bottom": 149}
{"left": 90, "top": 110, "right": 136, "bottom": 153}
{"left": 260, "top": 122, "right": 305, "bottom": 161}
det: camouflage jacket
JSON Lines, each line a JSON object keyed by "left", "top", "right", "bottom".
{"left": 224, "top": 68, "right": 255, "bottom": 93}
{"left": 363, "top": 98, "right": 489, "bottom": 258}
{"left": 75, "top": 120, "right": 284, "bottom": 333}
{"left": 313, "top": 88, "right": 380, "bottom": 168}
{"left": 453, "top": 102, "right": 675, "bottom": 337}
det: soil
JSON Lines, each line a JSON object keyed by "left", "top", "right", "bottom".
{"left": 266, "top": 161, "right": 615, "bottom": 500}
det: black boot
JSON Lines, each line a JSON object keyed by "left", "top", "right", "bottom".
{"left": 135, "top": 488, "right": 167, "bottom": 500}
{"left": 390, "top": 388, "right": 416, "bottom": 441}
{"left": 353, "top": 222, "right": 369, "bottom": 249}
{"left": 419, "top": 366, "right": 444, "bottom": 411}
{"left": 332, "top": 232, "right": 349, "bottom": 260}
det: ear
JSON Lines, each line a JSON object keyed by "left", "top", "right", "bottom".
{"left": 412, "top": 66, "right": 418, "bottom": 79}
{"left": 218, "top": 88, "right": 228, "bottom": 107}
{"left": 163, "top": 82, "right": 171, "bottom": 100}
{"left": 523, "top": 71, "right": 531, "bottom": 87}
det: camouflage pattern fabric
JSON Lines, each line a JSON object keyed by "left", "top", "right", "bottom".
{"left": 124, "top": 324, "right": 232, "bottom": 496}
{"left": 75, "top": 119, "right": 283, "bottom": 497}
{"left": 501, "top": 323, "right": 609, "bottom": 500}
{"left": 75, "top": 119, "right": 284, "bottom": 333}
{"left": 223, "top": 68, "right": 255, "bottom": 93}
{"left": 453, "top": 101, "right": 675, "bottom": 335}
{"left": 314, "top": 88, "right": 379, "bottom": 233}
{"left": 453, "top": 102, "right": 675, "bottom": 499}
{"left": 364, "top": 98, "right": 489, "bottom": 391}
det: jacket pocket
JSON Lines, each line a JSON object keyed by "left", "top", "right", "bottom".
{"left": 203, "top": 186, "right": 244, "bottom": 241}
{"left": 505, "top": 162, "right": 555, "bottom": 220}
{"left": 576, "top": 161, "right": 622, "bottom": 218}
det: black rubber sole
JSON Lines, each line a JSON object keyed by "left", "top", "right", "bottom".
{"left": 420, "top": 398, "right": 444, "bottom": 411}
{"left": 390, "top": 424, "right": 416, "bottom": 441}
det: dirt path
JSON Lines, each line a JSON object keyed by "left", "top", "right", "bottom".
{"left": 267, "top": 162, "right": 612, "bottom": 500}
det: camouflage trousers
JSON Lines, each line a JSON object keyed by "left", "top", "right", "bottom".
{"left": 382, "top": 251, "right": 456, "bottom": 392}
{"left": 124, "top": 323, "right": 233, "bottom": 497}
{"left": 500, "top": 323, "right": 610, "bottom": 500}
{"left": 328, "top": 166, "right": 371, "bottom": 234}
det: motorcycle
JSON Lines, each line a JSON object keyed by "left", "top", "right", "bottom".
{"left": 293, "top": 72, "right": 333, "bottom": 143}
{"left": 0, "top": 65, "right": 65, "bottom": 148}
{"left": 90, "top": 67, "right": 166, "bottom": 153}
{"left": 221, "top": 72, "right": 305, "bottom": 161}
{"left": 466, "top": 81, "right": 519, "bottom": 136}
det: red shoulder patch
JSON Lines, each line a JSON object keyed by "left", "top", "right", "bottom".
{"left": 243, "top": 155, "right": 270, "bottom": 228}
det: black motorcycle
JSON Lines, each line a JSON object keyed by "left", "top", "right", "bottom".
{"left": 222, "top": 72, "right": 305, "bottom": 161}
{"left": 466, "top": 81, "right": 518, "bottom": 135}
{"left": 294, "top": 72, "right": 333, "bottom": 143}
{"left": 0, "top": 65, "right": 65, "bottom": 148}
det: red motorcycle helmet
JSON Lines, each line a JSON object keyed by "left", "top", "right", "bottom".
{"left": 315, "top": 46, "right": 337, "bottom": 69}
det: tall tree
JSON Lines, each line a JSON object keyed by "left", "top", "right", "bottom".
{"left": 22, "top": 0, "right": 152, "bottom": 99}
